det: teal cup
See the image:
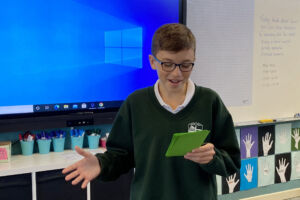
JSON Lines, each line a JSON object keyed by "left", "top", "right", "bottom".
{"left": 52, "top": 138, "right": 65, "bottom": 152}
{"left": 37, "top": 139, "right": 51, "bottom": 154}
{"left": 71, "top": 136, "right": 84, "bottom": 150}
{"left": 88, "top": 135, "right": 100, "bottom": 149}
{"left": 20, "top": 140, "right": 34, "bottom": 156}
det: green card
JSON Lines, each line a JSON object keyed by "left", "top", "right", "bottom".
{"left": 165, "top": 130, "right": 210, "bottom": 157}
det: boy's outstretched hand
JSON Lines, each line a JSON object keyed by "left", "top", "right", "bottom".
{"left": 184, "top": 143, "right": 215, "bottom": 164}
{"left": 62, "top": 146, "right": 101, "bottom": 189}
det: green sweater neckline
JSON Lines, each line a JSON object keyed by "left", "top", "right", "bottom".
{"left": 147, "top": 86, "right": 200, "bottom": 120}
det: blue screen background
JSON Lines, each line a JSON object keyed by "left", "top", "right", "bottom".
{"left": 0, "top": 0, "right": 179, "bottom": 106}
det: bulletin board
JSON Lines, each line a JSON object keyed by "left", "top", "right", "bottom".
{"left": 217, "top": 121, "right": 300, "bottom": 199}
{"left": 186, "top": 0, "right": 300, "bottom": 123}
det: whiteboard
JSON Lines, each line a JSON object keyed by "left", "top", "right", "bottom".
{"left": 187, "top": 0, "right": 300, "bottom": 123}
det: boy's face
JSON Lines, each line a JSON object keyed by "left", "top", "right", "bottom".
{"left": 149, "top": 49, "right": 195, "bottom": 95}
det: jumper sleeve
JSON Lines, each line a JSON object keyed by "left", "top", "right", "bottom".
{"left": 200, "top": 95, "right": 241, "bottom": 177}
{"left": 95, "top": 100, "right": 135, "bottom": 181}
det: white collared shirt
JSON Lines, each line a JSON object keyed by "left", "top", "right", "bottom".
{"left": 154, "top": 79, "right": 195, "bottom": 114}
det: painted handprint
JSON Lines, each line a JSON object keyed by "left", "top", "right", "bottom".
{"left": 263, "top": 159, "right": 270, "bottom": 176}
{"left": 295, "top": 159, "right": 300, "bottom": 173}
{"left": 276, "top": 158, "right": 289, "bottom": 183}
{"left": 243, "top": 133, "right": 254, "bottom": 158}
{"left": 278, "top": 130, "right": 287, "bottom": 144}
{"left": 292, "top": 129, "right": 300, "bottom": 149}
{"left": 262, "top": 132, "right": 273, "bottom": 156}
{"left": 244, "top": 164, "right": 253, "bottom": 182}
{"left": 226, "top": 173, "right": 239, "bottom": 193}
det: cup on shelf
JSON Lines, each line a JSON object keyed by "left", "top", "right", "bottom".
{"left": 20, "top": 140, "right": 34, "bottom": 156}
{"left": 87, "top": 135, "right": 100, "bottom": 149}
{"left": 100, "top": 138, "right": 107, "bottom": 148}
{"left": 71, "top": 136, "right": 84, "bottom": 150}
{"left": 37, "top": 139, "right": 51, "bottom": 154}
{"left": 52, "top": 137, "right": 65, "bottom": 152}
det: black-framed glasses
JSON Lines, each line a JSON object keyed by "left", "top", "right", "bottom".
{"left": 153, "top": 56, "right": 194, "bottom": 72}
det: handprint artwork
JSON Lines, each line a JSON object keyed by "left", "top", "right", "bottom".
{"left": 262, "top": 132, "right": 273, "bottom": 156}
{"left": 291, "top": 152, "right": 300, "bottom": 180}
{"left": 263, "top": 159, "right": 270, "bottom": 176}
{"left": 258, "top": 126, "right": 275, "bottom": 157}
{"left": 276, "top": 158, "right": 289, "bottom": 183}
{"left": 278, "top": 131, "right": 287, "bottom": 144}
{"left": 292, "top": 129, "right": 300, "bottom": 150}
{"left": 241, "top": 127, "right": 258, "bottom": 159}
{"left": 244, "top": 164, "right": 253, "bottom": 182}
{"left": 275, "top": 154, "right": 291, "bottom": 184}
{"left": 220, "top": 124, "right": 297, "bottom": 191}
{"left": 243, "top": 133, "right": 254, "bottom": 158}
{"left": 295, "top": 159, "right": 300, "bottom": 173}
{"left": 240, "top": 158, "right": 258, "bottom": 191}
{"left": 226, "top": 173, "right": 240, "bottom": 193}
{"left": 258, "top": 156, "right": 275, "bottom": 187}
{"left": 275, "top": 123, "right": 292, "bottom": 154}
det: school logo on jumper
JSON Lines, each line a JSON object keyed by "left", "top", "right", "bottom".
{"left": 188, "top": 122, "right": 203, "bottom": 132}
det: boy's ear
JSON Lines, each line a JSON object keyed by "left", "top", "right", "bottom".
{"left": 148, "top": 55, "right": 157, "bottom": 70}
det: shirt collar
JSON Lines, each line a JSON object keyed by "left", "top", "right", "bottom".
{"left": 154, "top": 79, "right": 195, "bottom": 114}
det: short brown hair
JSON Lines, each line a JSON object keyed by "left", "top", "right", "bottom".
{"left": 151, "top": 23, "right": 196, "bottom": 56}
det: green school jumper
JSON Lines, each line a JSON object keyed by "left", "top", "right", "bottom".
{"left": 96, "top": 85, "right": 240, "bottom": 200}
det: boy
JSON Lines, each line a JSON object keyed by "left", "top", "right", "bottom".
{"left": 63, "top": 23, "right": 240, "bottom": 200}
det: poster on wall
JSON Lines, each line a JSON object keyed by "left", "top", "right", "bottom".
{"left": 240, "top": 127, "right": 258, "bottom": 159}
{"left": 291, "top": 151, "right": 300, "bottom": 180}
{"left": 292, "top": 128, "right": 300, "bottom": 151}
{"left": 258, "top": 155, "right": 275, "bottom": 186}
{"left": 222, "top": 172, "right": 240, "bottom": 194}
{"left": 275, "top": 123, "right": 292, "bottom": 154}
{"left": 240, "top": 158, "right": 258, "bottom": 191}
{"left": 258, "top": 125, "right": 275, "bottom": 157}
{"left": 275, "top": 153, "right": 291, "bottom": 183}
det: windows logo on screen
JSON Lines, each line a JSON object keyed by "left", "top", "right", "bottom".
{"left": 105, "top": 27, "right": 143, "bottom": 68}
